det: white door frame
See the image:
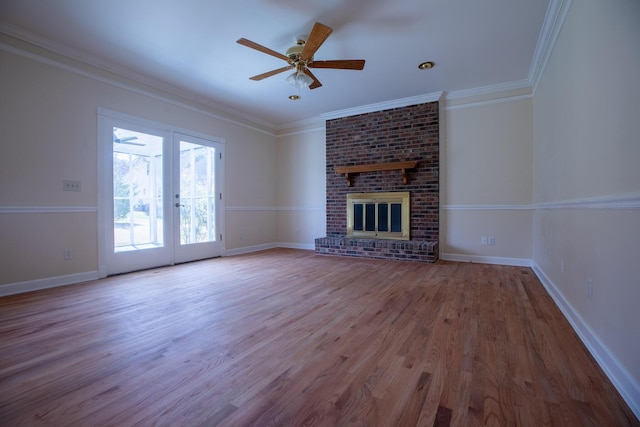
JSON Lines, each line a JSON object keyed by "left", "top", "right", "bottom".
{"left": 97, "top": 108, "right": 225, "bottom": 278}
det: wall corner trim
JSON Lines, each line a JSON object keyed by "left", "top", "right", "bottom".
{"left": 532, "top": 262, "right": 640, "bottom": 420}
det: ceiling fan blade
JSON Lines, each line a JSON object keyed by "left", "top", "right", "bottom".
{"left": 237, "top": 38, "right": 290, "bottom": 62}
{"left": 309, "top": 60, "right": 366, "bottom": 70}
{"left": 303, "top": 68, "right": 322, "bottom": 89}
{"left": 249, "top": 66, "right": 292, "bottom": 81}
{"left": 115, "top": 136, "right": 138, "bottom": 142}
{"left": 300, "top": 22, "right": 333, "bottom": 62}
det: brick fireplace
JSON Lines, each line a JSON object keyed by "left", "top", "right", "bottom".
{"left": 315, "top": 101, "right": 439, "bottom": 262}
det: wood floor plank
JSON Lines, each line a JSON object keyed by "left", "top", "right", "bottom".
{"left": 0, "top": 249, "right": 637, "bottom": 426}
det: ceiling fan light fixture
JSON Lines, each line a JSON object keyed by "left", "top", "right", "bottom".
{"left": 286, "top": 71, "right": 298, "bottom": 86}
{"left": 288, "top": 94, "right": 301, "bottom": 100}
{"left": 297, "top": 71, "right": 313, "bottom": 88}
{"left": 418, "top": 61, "right": 435, "bottom": 70}
{"left": 286, "top": 69, "right": 313, "bottom": 89}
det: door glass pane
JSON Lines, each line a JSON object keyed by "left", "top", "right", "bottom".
{"left": 113, "top": 128, "right": 164, "bottom": 252}
{"left": 179, "top": 141, "right": 216, "bottom": 245}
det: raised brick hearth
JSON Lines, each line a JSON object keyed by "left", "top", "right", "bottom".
{"left": 315, "top": 101, "right": 440, "bottom": 262}
{"left": 315, "top": 237, "right": 438, "bottom": 262}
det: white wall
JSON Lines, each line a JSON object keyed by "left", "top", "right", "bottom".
{"left": 533, "top": 0, "right": 640, "bottom": 412}
{"left": 442, "top": 97, "right": 534, "bottom": 264}
{"left": 223, "top": 124, "right": 278, "bottom": 251}
{"left": 0, "top": 34, "right": 277, "bottom": 289}
{"left": 275, "top": 127, "right": 326, "bottom": 248}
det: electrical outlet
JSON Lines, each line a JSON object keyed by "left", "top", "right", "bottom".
{"left": 481, "top": 236, "right": 488, "bottom": 245}
{"left": 488, "top": 236, "right": 495, "bottom": 245}
{"left": 586, "top": 279, "right": 593, "bottom": 300}
{"left": 64, "top": 249, "right": 73, "bottom": 260}
{"left": 63, "top": 180, "right": 81, "bottom": 192}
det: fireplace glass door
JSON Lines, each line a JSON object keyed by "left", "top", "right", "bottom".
{"left": 347, "top": 192, "right": 410, "bottom": 240}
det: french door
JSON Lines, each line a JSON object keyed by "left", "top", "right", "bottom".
{"left": 99, "top": 111, "right": 224, "bottom": 276}
{"left": 173, "top": 133, "right": 223, "bottom": 264}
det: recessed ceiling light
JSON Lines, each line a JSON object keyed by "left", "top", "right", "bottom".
{"left": 418, "top": 61, "right": 435, "bottom": 70}
{"left": 288, "top": 95, "right": 301, "bottom": 100}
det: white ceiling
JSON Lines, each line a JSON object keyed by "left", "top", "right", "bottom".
{"left": 0, "top": 0, "right": 551, "bottom": 129}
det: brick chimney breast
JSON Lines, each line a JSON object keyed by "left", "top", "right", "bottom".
{"left": 316, "top": 101, "right": 439, "bottom": 263}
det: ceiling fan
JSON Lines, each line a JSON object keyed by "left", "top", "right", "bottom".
{"left": 237, "top": 22, "right": 365, "bottom": 91}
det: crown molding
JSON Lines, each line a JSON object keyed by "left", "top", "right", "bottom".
{"left": 529, "top": 0, "right": 574, "bottom": 92}
{"left": 445, "top": 79, "right": 532, "bottom": 102}
{"left": 276, "top": 122, "right": 326, "bottom": 137}
{"left": 443, "top": 79, "right": 533, "bottom": 111}
{"left": 444, "top": 92, "right": 533, "bottom": 111}
{"left": 277, "top": 92, "right": 445, "bottom": 131}
{"left": 318, "top": 92, "right": 444, "bottom": 122}
{"left": 281, "top": 77, "right": 537, "bottom": 128}
{"left": 0, "top": 25, "right": 279, "bottom": 135}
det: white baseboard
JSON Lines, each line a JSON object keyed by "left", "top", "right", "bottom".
{"left": 276, "top": 242, "right": 315, "bottom": 251}
{"left": 441, "top": 253, "right": 532, "bottom": 267}
{"left": 224, "top": 242, "right": 316, "bottom": 256}
{"left": 223, "top": 243, "right": 277, "bottom": 257}
{"left": 532, "top": 262, "right": 640, "bottom": 420}
{"left": 0, "top": 271, "right": 99, "bottom": 297}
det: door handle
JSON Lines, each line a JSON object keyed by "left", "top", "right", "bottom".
{"left": 175, "top": 203, "right": 184, "bottom": 208}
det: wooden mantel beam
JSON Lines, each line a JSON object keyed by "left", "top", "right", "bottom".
{"left": 334, "top": 161, "right": 418, "bottom": 186}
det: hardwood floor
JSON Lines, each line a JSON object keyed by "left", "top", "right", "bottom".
{"left": 0, "top": 249, "right": 637, "bottom": 426}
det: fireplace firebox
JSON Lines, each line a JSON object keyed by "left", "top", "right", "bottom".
{"left": 347, "top": 192, "right": 410, "bottom": 240}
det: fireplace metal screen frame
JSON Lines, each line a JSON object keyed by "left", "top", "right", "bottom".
{"left": 346, "top": 192, "right": 410, "bottom": 240}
